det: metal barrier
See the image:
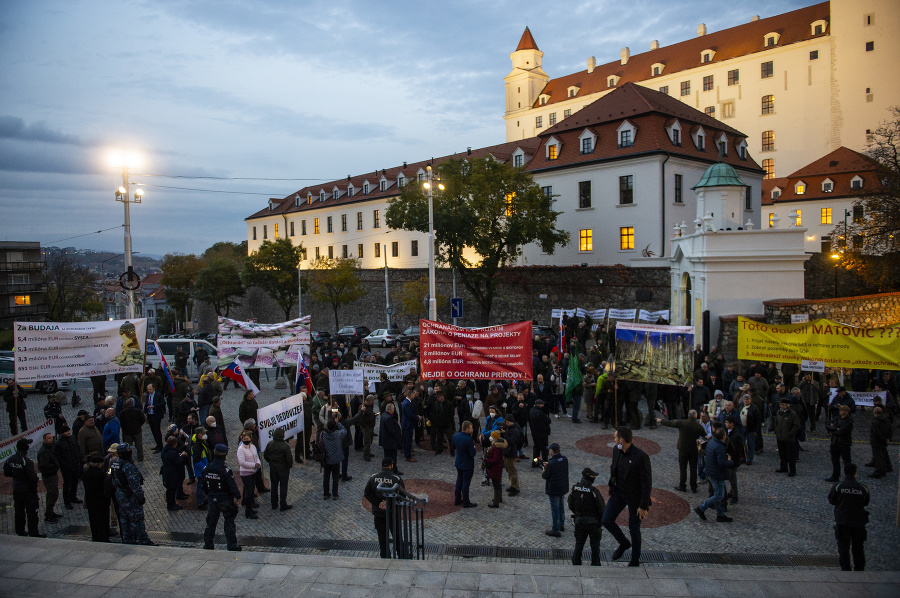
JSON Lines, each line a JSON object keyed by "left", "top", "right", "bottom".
{"left": 378, "top": 482, "right": 427, "bottom": 560}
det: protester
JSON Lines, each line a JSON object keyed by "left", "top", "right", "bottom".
{"left": 542, "top": 442, "right": 569, "bottom": 536}
{"left": 36, "top": 432, "right": 62, "bottom": 523}
{"left": 54, "top": 425, "right": 83, "bottom": 509}
{"left": 3, "top": 377, "right": 28, "bottom": 435}
{"left": 602, "top": 427, "right": 651, "bottom": 567}
{"left": 825, "top": 404, "right": 854, "bottom": 483}
{"left": 453, "top": 421, "right": 477, "bottom": 508}
{"left": 658, "top": 410, "right": 704, "bottom": 493}
{"left": 161, "top": 436, "right": 189, "bottom": 511}
{"left": 263, "top": 428, "right": 294, "bottom": 511}
{"left": 81, "top": 455, "right": 110, "bottom": 542}
{"left": 483, "top": 431, "right": 506, "bottom": 508}
{"left": 237, "top": 430, "right": 261, "bottom": 518}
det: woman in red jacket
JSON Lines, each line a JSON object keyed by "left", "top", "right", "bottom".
{"left": 483, "top": 431, "right": 507, "bottom": 508}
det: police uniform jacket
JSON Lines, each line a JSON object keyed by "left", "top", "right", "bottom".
{"left": 828, "top": 478, "right": 870, "bottom": 527}
{"left": 110, "top": 458, "right": 145, "bottom": 503}
{"left": 201, "top": 457, "right": 240, "bottom": 500}
{"left": 3, "top": 451, "right": 39, "bottom": 493}
{"left": 364, "top": 467, "right": 404, "bottom": 518}
{"left": 609, "top": 444, "right": 652, "bottom": 510}
{"left": 568, "top": 477, "right": 606, "bottom": 525}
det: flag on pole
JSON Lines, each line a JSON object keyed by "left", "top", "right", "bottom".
{"left": 554, "top": 315, "right": 566, "bottom": 355}
{"left": 221, "top": 361, "right": 260, "bottom": 395}
{"left": 564, "top": 352, "right": 583, "bottom": 407}
{"left": 294, "top": 355, "right": 314, "bottom": 396}
{"left": 151, "top": 340, "right": 176, "bottom": 393}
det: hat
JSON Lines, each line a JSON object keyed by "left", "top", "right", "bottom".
{"left": 89, "top": 455, "right": 105, "bottom": 464}
{"left": 77, "top": 410, "right": 90, "bottom": 417}
{"left": 837, "top": 386, "right": 847, "bottom": 392}
{"left": 740, "top": 384, "right": 750, "bottom": 391}
{"left": 778, "top": 397, "right": 791, "bottom": 404}
{"left": 167, "top": 424, "right": 178, "bottom": 434}
{"left": 15, "top": 438, "right": 32, "bottom": 452}
{"left": 549, "top": 442, "right": 561, "bottom": 452}
{"left": 714, "top": 390, "right": 724, "bottom": 397}
{"left": 148, "top": 369, "right": 155, "bottom": 374}
{"left": 116, "top": 443, "right": 132, "bottom": 454}
{"left": 214, "top": 443, "right": 229, "bottom": 454}
{"left": 490, "top": 431, "right": 502, "bottom": 440}
{"left": 535, "top": 398, "right": 545, "bottom": 405}
{"left": 60, "top": 425, "right": 71, "bottom": 433}
{"left": 195, "top": 426, "right": 207, "bottom": 435}
{"left": 582, "top": 467, "right": 599, "bottom": 478}
{"left": 108, "top": 443, "right": 120, "bottom": 453}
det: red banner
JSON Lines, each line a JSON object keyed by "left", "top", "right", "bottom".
{"left": 419, "top": 320, "right": 533, "bottom": 380}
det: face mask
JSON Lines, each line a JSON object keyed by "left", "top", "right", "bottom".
{"left": 242, "top": 440, "right": 251, "bottom": 445}
{"left": 466, "top": 394, "right": 473, "bottom": 399}
{"left": 209, "top": 422, "right": 216, "bottom": 427}
{"left": 201, "top": 436, "right": 207, "bottom": 440}
{"left": 428, "top": 388, "right": 434, "bottom": 395}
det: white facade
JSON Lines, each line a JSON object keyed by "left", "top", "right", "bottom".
{"left": 764, "top": 196, "right": 857, "bottom": 254}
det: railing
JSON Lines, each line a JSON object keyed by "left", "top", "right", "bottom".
{"left": 0, "top": 261, "right": 46, "bottom": 272}
{"left": 378, "top": 482, "right": 427, "bottom": 560}
{"left": 0, "top": 283, "right": 47, "bottom": 293}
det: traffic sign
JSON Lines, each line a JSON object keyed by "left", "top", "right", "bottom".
{"left": 386, "top": 307, "right": 393, "bottom": 315}
{"left": 450, "top": 297, "right": 463, "bottom": 319}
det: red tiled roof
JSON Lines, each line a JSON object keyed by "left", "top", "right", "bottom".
{"left": 141, "top": 272, "right": 163, "bottom": 286}
{"left": 534, "top": 2, "right": 829, "bottom": 108}
{"left": 516, "top": 27, "right": 539, "bottom": 52}
{"left": 760, "top": 146, "right": 877, "bottom": 205}
{"left": 148, "top": 286, "right": 166, "bottom": 301}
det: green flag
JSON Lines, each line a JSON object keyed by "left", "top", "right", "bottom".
{"left": 564, "top": 355, "right": 583, "bottom": 404}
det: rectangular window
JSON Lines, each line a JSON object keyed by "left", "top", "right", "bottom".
{"left": 549, "top": 113, "right": 557, "bottom": 126}
{"left": 579, "top": 229, "right": 592, "bottom": 251}
{"left": 680, "top": 81, "right": 690, "bottom": 96}
{"left": 659, "top": 86, "right": 668, "bottom": 95}
{"left": 564, "top": 109, "right": 571, "bottom": 118}
{"left": 290, "top": 221, "right": 295, "bottom": 236}
{"left": 274, "top": 223, "right": 279, "bottom": 238}
{"left": 252, "top": 226, "right": 257, "bottom": 240}
{"left": 548, "top": 144, "right": 558, "bottom": 160}
{"left": 704, "top": 106, "right": 715, "bottom": 117}
{"left": 674, "top": 174, "right": 683, "bottom": 203}
{"left": 810, "top": 50, "right": 819, "bottom": 60}
{"left": 14, "top": 294, "right": 31, "bottom": 306}
{"left": 504, "top": 193, "right": 516, "bottom": 216}
{"left": 672, "top": 128, "right": 680, "bottom": 145}
{"left": 796, "top": 184, "right": 806, "bottom": 195}
{"left": 761, "top": 61, "right": 774, "bottom": 78}
{"left": 300, "top": 248, "right": 307, "bottom": 261}
{"left": 342, "top": 245, "right": 348, "bottom": 259}
{"left": 315, "top": 247, "right": 321, "bottom": 259}
{"left": 795, "top": 210, "right": 802, "bottom": 226}
{"left": 821, "top": 208, "right": 832, "bottom": 224}
{"left": 761, "top": 131, "right": 775, "bottom": 151}
{"left": 302, "top": 220, "right": 307, "bottom": 235}
{"left": 391, "top": 241, "right": 398, "bottom": 257}
{"left": 581, "top": 137, "right": 592, "bottom": 154}
{"left": 411, "top": 240, "right": 418, "bottom": 257}
{"left": 536, "top": 115, "right": 543, "bottom": 128}
{"left": 823, "top": 182, "right": 833, "bottom": 192}
{"left": 328, "top": 246, "right": 333, "bottom": 259}
{"left": 263, "top": 225, "right": 268, "bottom": 239}
{"left": 619, "top": 130, "right": 632, "bottom": 147}
{"left": 853, "top": 206, "right": 864, "bottom": 223}
{"left": 865, "top": 41, "right": 874, "bottom": 52}
{"left": 327, "top": 216, "right": 333, "bottom": 233}
{"left": 769, "top": 213, "right": 775, "bottom": 228}
{"left": 762, "top": 95, "right": 775, "bottom": 115}
{"left": 398, "top": 176, "right": 405, "bottom": 188}
{"left": 341, "top": 214, "right": 347, "bottom": 232}
{"left": 578, "top": 181, "right": 591, "bottom": 209}
{"left": 380, "top": 180, "right": 386, "bottom": 191}
{"left": 314, "top": 218, "right": 320, "bottom": 234}
{"left": 514, "top": 154, "right": 523, "bottom": 167}
{"left": 766, "top": 36, "right": 776, "bottom": 48}
{"left": 745, "top": 186, "right": 753, "bottom": 210}
{"left": 703, "top": 75, "right": 714, "bottom": 91}
{"left": 374, "top": 244, "right": 381, "bottom": 258}
{"left": 542, "top": 186, "right": 553, "bottom": 199}
{"left": 619, "top": 175, "right": 634, "bottom": 205}
{"left": 619, "top": 227, "right": 634, "bottom": 250}
{"left": 357, "top": 212, "right": 363, "bottom": 230}
{"left": 373, "top": 210, "right": 380, "bottom": 228}
{"left": 8, "top": 274, "right": 29, "bottom": 285}
{"left": 727, "top": 69, "right": 739, "bottom": 85}
{"left": 762, "top": 159, "right": 775, "bottom": 179}
{"left": 814, "top": 24, "right": 823, "bottom": 35}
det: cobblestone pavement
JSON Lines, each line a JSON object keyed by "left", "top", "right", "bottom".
{"left": 2, "top": 536, "right": 899, "bottom": 598}
{"left": 2, "top": 379, "right": 898, "bottom": 570}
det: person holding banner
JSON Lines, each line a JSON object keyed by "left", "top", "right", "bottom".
{"left": 4, "top": 378, "right": 28, "bottom": 436}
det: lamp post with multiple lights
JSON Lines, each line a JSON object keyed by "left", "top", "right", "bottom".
{"left": 110, "top": 152, "right": 143, "bottom": 319}
{"left": 423, "top": 165, "right": 444, "bottom": 322}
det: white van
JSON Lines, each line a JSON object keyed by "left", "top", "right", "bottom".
{"left": 146, "top": 338, "right": 218, "bottom": 381}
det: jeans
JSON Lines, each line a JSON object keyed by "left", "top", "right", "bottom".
{"left": 699, "top": 478, "right": 727, "bottom": 517}
{"left": 270, "top": 469, "right": 289, "bottom": 509}
{"left": 455, "top": 468, "right": 474, "bottom": 505}
{"left": 744, "top": 432, "right": 756, "bottom": 463}
{"left": 571, "top": 395, "right": 582, "bottom": 420}
{"left": 602, "top": 491, "right": 642, "bottom": 562}
{"left": 548, "top": 494, "right": 565, "bottom": 532}
{"left": 193, "top": 459, "right": 208, "bottom": 505}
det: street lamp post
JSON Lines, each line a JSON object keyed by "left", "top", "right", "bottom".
{"left": 111, "top": 152, "right": 143, "bottom": 320}
{"left": 423, "top": 166, "right": 443, "bottom": 322}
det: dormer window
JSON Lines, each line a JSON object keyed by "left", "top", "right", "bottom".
{"left": 851, "top": 176, "right": 864, "bottom": 189}
{"left": 608, "top": 75, "right": 620, "bottom": 88}
{"left": 363, "top": 182, "right": 369, "bottom": 194}
{"left": 765, "top": 32, "right": 781, "bottom": 47}
{"left": 716, "top": 133, "right": 728, "bottom": 156}
{"left": 811, "top": 20, "right": 828, "bottom": 35}
{"left": 771, "top": 188, "right": 782, "bottom": 200}
{"left": 333, "top": 187, "right": 341, "bottom": 200}
{"left": 380, "top": 178, "right": 387, "bottom": 192}
{"left": 268, "top": 199, "right": 279, "bottom": 211}
{"left": 651, "top": 63, "right": 665, "bottom": 77}
{"left": 417, "top": 169, "right": 426, "bottom": 182}
{"left": 347, "top": 184, "right": 354, "bottom": 197}
{"left": 701, "top": 49, "right": 716, "bottom": 63}
{"left": 307, "top": 193, "right": 313, "bottom": 205}
{"left": 666, "top": 120, "right": 682, "bottom": 146}
{"left": 512, "top": 148, "right": 526, "bottom": 168}
{"left": 398, "top": 175, "right": 405, "bottom": 188}
{"left": 692, "top": 126, "right": 706, "bottom": 151}
{"left": 617, "top": 120, "right": 636, "bottom": 149}
{"left": 567, "top": 86, "right": 580, "bottom": 98}
{"left": 539, "top": 94, "right": 550, "bottom": 105}
{"left": 578, "top": 129, "right": 597, "bottom": 155}
{"left": 822, "top": 178, "right": 834, "bottom": 193}
{"left": 546, "top": 136, "right": 561, "bottom": 160}
{"left": 320, "top": 191, "right": 325, "bottom": 202}
{"left": 795, "top": 181, "right": 806, "bottom": 195}
{"left": 735, "top": 138, "right": 748, "bottom": 159}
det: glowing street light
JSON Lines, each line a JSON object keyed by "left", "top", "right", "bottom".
{"left": 111, "top": 150, "right": 144, "bottom": 319}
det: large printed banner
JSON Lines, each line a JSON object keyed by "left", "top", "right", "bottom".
{"left": 420, "top": 320, "right": 532, "bottom": 380}
{"left": 737, "top": 317, "right": 900, "bottom": 368}
{"left": 329, "top": 369, "right": 365, "bottom": 395}
{"left": 0, "top": 419, "right": 54, "bottom": 465}
{"left": 829, "top": 388, "right": 887, "bottom": 408}
{"left": 614, "top": 322, "right": 694, "bottom": 386}
{"left": 14, "top": 319, "right": 148, "bottom": 382}
{"left": 257, "top": 394, "right": 304, "bottom": 451}
{"left": 217, "top": 316, "right": 310, "bottom": 369}
{"left": 356, "top": 359, "right": 418, "bottom": 392}
{"left": 608, "top": 309, "right": 637, "bottom": 321}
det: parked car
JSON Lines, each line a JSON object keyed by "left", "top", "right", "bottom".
{"left": 398, "top": 326, "right": 420, "bottom": 345}
{"left": 335, "top": 325, "right": 371, "bottom": 345}
{"left": 364, "top": 328, "right": 402, "bottom": 347}
{"left": 311, "top": 331, "right": 333, "bottom": 345}
{"left": 205, "top": 333, "right": 218, "bottom": 345}
{"left": 0, "top": 356, "right": 72, "bottom": 393}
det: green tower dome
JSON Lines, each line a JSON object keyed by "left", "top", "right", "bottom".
{"left": 692, "top": 162, "right": 747, "bottom": 189}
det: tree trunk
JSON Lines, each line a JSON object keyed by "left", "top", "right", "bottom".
{"left": 479, "top": 302, "right": 492, "bottom": 327}
{"left": 333, "top": 305, "right": 340, "bottom": 330}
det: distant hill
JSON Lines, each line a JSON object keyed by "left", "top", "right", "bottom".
{"left": 42, "top": 246, "right": 162, "bottom": 278}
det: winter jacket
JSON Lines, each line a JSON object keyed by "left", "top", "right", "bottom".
{"left": 263, "top": 429, "right": 294, "bottom": 472}
{"left": 502, "top": 424, "right": 521, "bottom": 458}
{"left": 237, "top": 442, "right": 261, "bottom": 476}
{"left": 322, "top": 427, "right": 347, "bottom": 465}
{"left": 542, "top": 452, "right": 569, "bottom": 497}
{"left": 528, "top": 406, "right": 551, "bottom": 440}
{"left": 702, "top": 436, "right": 734, "bottom": 481}
{"left": 773, "top": 407, "right": 802, "bottom": 442}
{"left": 660, "top": 417, "right": 706, "bottom": 454}
{"left": 483, "top": 440, "right": 506, "bottom": 480}
{"left": 827, "top": 415, "right": 854, "bottom": 448}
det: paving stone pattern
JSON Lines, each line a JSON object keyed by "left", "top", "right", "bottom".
{"left": 1, "top": 379, "right": 898, "bottom": 571}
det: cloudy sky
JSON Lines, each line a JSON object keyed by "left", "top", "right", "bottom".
{"left": 1, "top": 0, "right": 809, "bottom": 257}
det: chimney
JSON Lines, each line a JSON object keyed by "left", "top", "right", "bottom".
{"left": 587, "top": 56, "right": 596, "bottom": 73}
{"left": 403, "top": 161, "right": 407, "bottom": 168}
{"left": 697, "top": 23, "right": 707, "bottom": 36}
{"left": 751, "top": 15, "right": 759, "bottom": 22}
{"left": 620, "top": 47, "right": 630, "bottom": 65}
{"left": 650, "top": 40, "right": 659, "bottom": 50}
{"left": 467, "top": 147, "right": 472, "bottom": 156}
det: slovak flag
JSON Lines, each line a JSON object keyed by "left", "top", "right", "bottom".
{"left": 221, "top": 360, "right": 260, "bottom": 395}
{"left": 152, "top": 340, "right": 176, "bottom": 393}
{"left": 294, "top": 355, "right": 314, "bottom": 396}
{"left": 555, "top": 316, "right": 566, "bottom": 355}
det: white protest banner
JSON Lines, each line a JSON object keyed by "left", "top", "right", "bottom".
{"left": 608, "top": 309, "right": 637, "bottom": 321}
{"left": 829, "top": 388, "right": 886, "bottom": 407}
{"left": 0, "top": 419, "right": 54, "bottom": 465}
{"left": 551, "top": 308, "right": 577, "bottom": 319}
{"left": 801, "top": 359, "right": 826, "bottom": 373}
{"left": 791, "top": 314, "right": 810, "bottom": 324}
{"left": 638, "top": 310, "right": 670, "bottom": 322}
{"left": 14, "top": 319, "right": 148, "bottom": 383}
{"left": 357, "top": 359, "right": 418, "bottom": 392}
{"left": 217, "top": 316, "right": 310, "bottom": 369}
{"left": 329, "top": 369, "right": 365, "bottom": 395}
{"left": 257, "top": 394, "right": 304, "bottom": 451}
{"left": 577, "top": 308, "right": 607, "bottom": 320}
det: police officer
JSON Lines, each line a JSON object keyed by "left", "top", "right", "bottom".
{"left": 363, "top": 457, "right": 418, "bottom": 558}
{"left": 2, "top": 438, "right": 46, "bottom": 538}
{"left": 110, "top": 443, "right": 155, "bottom": 545}
{"left": 568, "top": 467, "right": 605, "bottom": 566}
{"left": 828, "top": 463, "right": 870, "bottom": 571}
{"left": 201, "top": 443, "right": 242, "bottom": 551}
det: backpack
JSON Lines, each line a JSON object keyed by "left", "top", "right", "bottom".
{"left": 311, "top": 435, "right": 327, "bottom": 465}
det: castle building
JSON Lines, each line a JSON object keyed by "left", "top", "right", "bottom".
{"left": 505, "top": 0, "right": 899, "bottom": 179}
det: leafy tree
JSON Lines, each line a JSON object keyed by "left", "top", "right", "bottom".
{"left": 160, "top": 253, "right": 205, "bottom": 322}
{"left": 202, "top": 241, "right": 247, "bottom": 267}
{"left": 242, "top": 238, "right": 306, "bottom": 320}
{"left": 832, "top": 106, "right": 900, "bottom": 291}
{"left": 386, "top": 157, "right": 569, "bottom": 324}
{"left": 306, "top": 257, "right": 366, "bottom": 330}
{"left": 396, "top": 276, "right": 446, "bottom": 323}
{"left": 156, "top": 308, "right": 178, "bottom": 336}
{"left": 46, "top": 253, "right": 100, "bottom": 321}
{"left": 195, "top": 259, "right": 244, "bottom": 316}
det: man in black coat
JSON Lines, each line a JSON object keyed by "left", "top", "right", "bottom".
{"left": 4, "top": 379, "right": 28, "bottom": 435}
{"left": 568, "top": 467, "right": 605, "bottom": 566}
{"left": 828, "top": 463, "right": 870, "bottom": 571}
{"left": 54, "top": 425, "right": 83, "bottom": 509}
{"left": 867, "top": 406, "right": 893, "bottom": 478}
{"left": 601, "top": 426, "right": 652, "bottom": 567}
{"left": 3, "top": 439, "right": 45, "bottom": 537}
{"left": 658, "top": 409, "right": 705, "bottom": 493}
{"left": 528, "top": 399, "right": 552, "bottom": 466}
{"left": 161, "top": 436, "right": 189, "bottom": 511}
{"left": 81, "top": 455, "right": 110, "bottom": 542}
{"left": 824, "top": 405, "right": 854, "bottom": 482}
{"left": 379, "top": 403, "right": 403, "bottom": 475}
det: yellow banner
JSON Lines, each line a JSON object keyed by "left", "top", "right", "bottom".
{"left": 737, "top": 317, "right": 900, "bottom": 368}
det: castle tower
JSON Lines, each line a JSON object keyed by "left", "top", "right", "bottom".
{"left": 504, "top": 27, "right": 549, "bottom": 141}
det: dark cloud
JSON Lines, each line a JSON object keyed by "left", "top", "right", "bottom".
{"left": 0, "top": 116, "right": 93, "bottom": 146}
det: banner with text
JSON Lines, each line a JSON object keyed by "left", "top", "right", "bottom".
{"left": 420, "top": 320, "right": 532, "bottom": 380}
{"left": 14, "top": 319, "right": 148, "bottom": 383}
{"left": 737, "top": 317, "right": 900, "bottom": 368}
{"left": 257, "top": 394, "right": 304, "bottom": 451}
{"left": 638, "top": 310, "right": 671, "bottom": 322}
{"left": 614, "top": 323, "right": 694, "bottom": 386}
{"left": 329, "top": 369, "right": 365, "bottom": 395}
{"left": 0, "top": 419, "right": 54, "bottom": 465}
{"left": 356, "top": 359, "right": 418, "bottom": 393}
{"left": 608, "top": 309, "right": 638, "bottom": 321}
{"left": 217, "top": 316, "right": 310, "bottom": 369}
{"left": 829, "top": 388, "right": 887, "bottom": 408}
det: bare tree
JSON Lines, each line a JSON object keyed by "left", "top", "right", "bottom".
{"left": 46, "top": 253, "right": 101, "bottom": 321}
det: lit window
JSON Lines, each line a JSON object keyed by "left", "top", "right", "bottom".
{"left": 619, "top": 227, "right": 634, "bottom": 250}
{"left": 763, "top": 159, "right": 775, "bottom": 179}
{"left": 357, "top": 212, "right": 363, "bottom": 231}
{"left": 821, "top": 208, "right": 832, "bottom": 224}
{"left": 536, "top": 116, "right": 543, "bottom": 128}
{"left": 505, "top": 193, "right": 517, "bottom": 216}
{"left": 579, "top": 229, "right": 593, "bottom": 251}
{"left": 301, "top": 220, "right": 307, "bottom": 235}
{"left": 314, "top": 218, "right": 320, "bottom": 234}
{"left": 373, "top": 210, "right": 380, "bottom": 228}
{"left": 674, "top": 174, "right": 683, "bottom": 203}
{"left": 358, "top": 244, "right": 364, "bottom": 259}
{"left": 548, "top": 144, "right": 558, "bottom": 160}
{"left": 411, "top": 240, "right": 419, "bottom": 257}
{"left": 795, "top": 183, "right": 806, "bottom": 195}
{"left": 375, "top": 244, "right": 381, "bottom": 258}
{"left": 762, "top": 95, "right": 775, "bottom": 115}
{"left": 14, "top": 295, "right": 30, "bottom": 306}
{"left": 703, "top": 75, "right": 714, "bottom": 91}
{"left": 391, "top": 241, "right": 398, "bottom": 257}
{"left": 341, "top": 214, "right": 347, "bottom": 232}
{"left": 549, "top": 113, "right": 557, "bottom": 126}
{"left": 761, "top": 131, "right": 775, "bottom": 151}
{"left": 659, "top": 86, "right": 669, "bottom": 95}
{"left": 578, "top": 181, "right": 591, "bottom": 209}
{"left": 581, "top": 137, "right": 593, "bottom": 154}
{"left": 327, "top": 216, "right": 333, "bottom": 233}
{"left": 761, "top": 61, "right": 774, "bottom": 78}
{"left": 680, "top": 81, "right": 690, "bottom": 96}
{"left": 619, "top": 175, "right": 634, "bottom": 205}
{"left": 769, "top": 213, "right": 775, "bottom": 228}
{"left": 795, "top": 210, "right": 802, "bottom": 225}
{"left": 727, "top": 70, "right": 739, "bottom": 85}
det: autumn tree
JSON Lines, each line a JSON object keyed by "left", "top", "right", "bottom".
{"left": 396, "top": 276, "right": 446, "bottom": 324}
{"left": 386, "top": 157, "right": 569, "bottom": 325}
{"left": 306, "top": 257, "right": 366, "bottom": 330}
{"left": 194, "top": 241, "right": 246, "bottom": 316}
{"left": 160, "top": 253, "right": 205, "bottom": 322}
{"left": 242, "top": 238, "right": 306, "bottom": 320}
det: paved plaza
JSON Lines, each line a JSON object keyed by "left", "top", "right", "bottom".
{"left": 2, "top": 378, "right": 898, "bottom": 576}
